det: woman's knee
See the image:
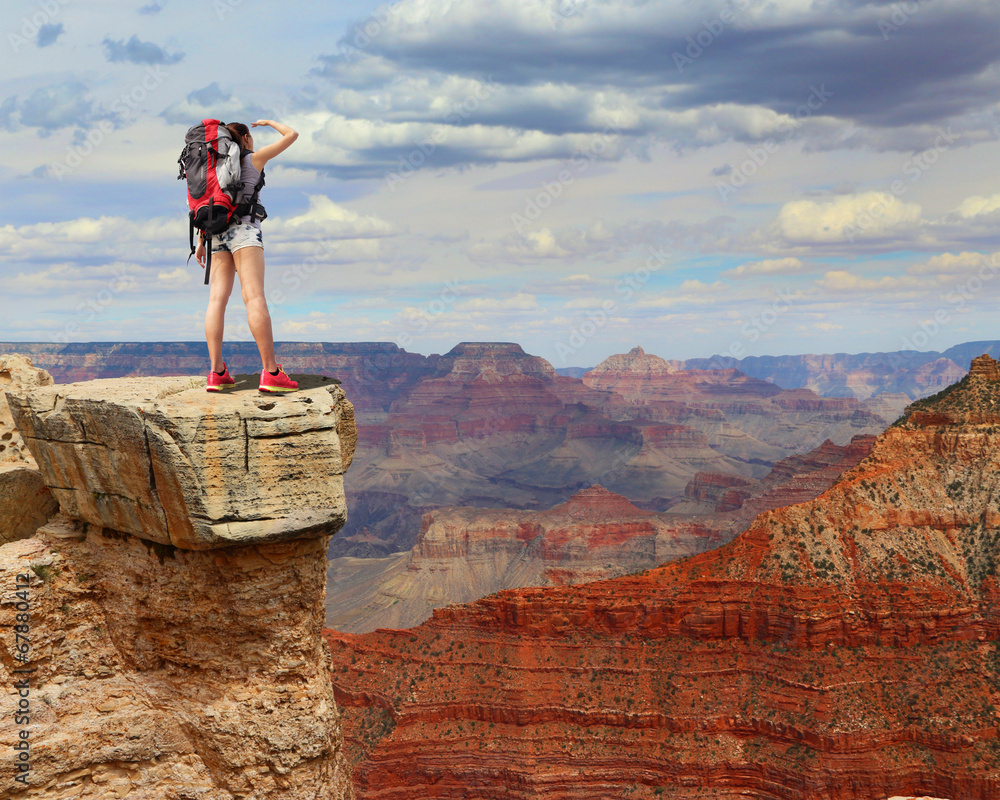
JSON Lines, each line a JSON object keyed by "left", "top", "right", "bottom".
{"left": 244, "top": 294, "right": 270, "bottom": 316}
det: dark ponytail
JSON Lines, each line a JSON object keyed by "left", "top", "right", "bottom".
{"left": 226, "top": 122, "right": 251, "bottom": 158}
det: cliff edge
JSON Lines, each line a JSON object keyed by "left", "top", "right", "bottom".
{"left": 1, "top": 375, "right": 357, "bottom": 800}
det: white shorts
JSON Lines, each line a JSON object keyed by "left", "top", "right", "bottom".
{"left": 211, "top": 222, "right": 263, "bottom": 253}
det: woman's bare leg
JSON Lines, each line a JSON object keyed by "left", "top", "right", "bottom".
{"left": 205, "top": 251, "right": 237, "bottom": 373}
{"left": 233, "top": 245, "right": 278, "bottom": 373}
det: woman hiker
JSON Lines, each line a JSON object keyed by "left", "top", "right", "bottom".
{"left": 196, "top": 119, "right": 299, "bottom": 393}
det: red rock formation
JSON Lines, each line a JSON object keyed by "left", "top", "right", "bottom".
{"left": 684, "top": 472, "right": 754, "bottom": 511}
{"left": 328, "top": 436, "right": 876, "bottom": 634}
{"left": 326, "top": 357, "right": 1000, "bottom": 799}
{"left": 346, "top": 345, "right": 765, "bottom": 552}
{"left": 585, "top": 346, "right": 782, "bottom": 403}
{"left": 325, "top": 485, "right": 726, "bottom": 633}
{"left": 581, "top": 348, "right": 887, "bottom": 468}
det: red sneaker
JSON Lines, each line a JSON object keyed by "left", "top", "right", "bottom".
{"left": 206, "top": 362, "right": 236, "bottom": 392}
{"left": 259, "top": 364, "right": 298, "bottom": 393}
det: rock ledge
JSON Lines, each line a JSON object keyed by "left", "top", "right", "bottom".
{"left": 5, "top": 377, "right": 356, "bottom": 549}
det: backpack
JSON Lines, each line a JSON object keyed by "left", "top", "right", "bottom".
{"left": 177, "top": 119, "right": 265, "bottom": 285}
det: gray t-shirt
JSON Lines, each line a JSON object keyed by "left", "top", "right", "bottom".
{"left": 238, "top": 153, "right": 264, "bottom": 229}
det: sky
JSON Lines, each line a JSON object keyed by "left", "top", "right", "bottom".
{"left": 1, "top": 0, "right": 1000, "bottom": 368}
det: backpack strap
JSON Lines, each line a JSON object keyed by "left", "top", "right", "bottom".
{"left": 186, "top": 211, "right": 195, "bottom": 265}
{"left": 203, "top": 199, "right": 214, "bottom": 285}
{"left": 248, "top": 169, "right": 265, "bottom": 224}
{"left": 204, "top": 238, "right": 212, "bottom": 286}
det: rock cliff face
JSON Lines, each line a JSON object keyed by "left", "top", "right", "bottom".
{"left": 0, "top": 377, "right": 356, "bottom": 800}
{"left": 327, "top": 357, "right": 1000, "bottom": 799}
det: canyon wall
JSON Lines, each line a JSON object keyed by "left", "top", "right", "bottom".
{"left": 326, "top": 435, "right": 874, "bottom": 633}
{"left": 326, "top": 357, "right": 1000, "bottom": 799}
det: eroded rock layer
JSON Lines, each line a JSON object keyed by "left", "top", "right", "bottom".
{"left": 1, "top": 517, "right": 354, "bottom": 800}
{"left": 327, "top": 358, "right": 1000, "bottom": 799}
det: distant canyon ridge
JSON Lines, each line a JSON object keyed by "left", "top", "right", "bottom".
{"left": 3, "top": 340, "right": 996, "bottom": 561}
{"left": 4, "top": 339, "right": 996, "bottom": 402}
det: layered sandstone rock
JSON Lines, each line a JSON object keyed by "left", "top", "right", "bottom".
{"left": 0, "top": 354, "right": 54, "bottom": 465}
{"left": 6, "top": 378, "right": 355, "bottom": 550}
{"left": 0, "top": 376, "right": 357, "bottom": 800}
{"left": 0, "top": 355, "right": 59, "bottom": 544}
{"left": 327, "top": 358, "right": 1000, "bottom": 799}
{"left": 0, "top": 464, "right": 59, "bottom": 544}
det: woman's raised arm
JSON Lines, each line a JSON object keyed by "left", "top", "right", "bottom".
{"left": 249, "top": 119, "right": 298, "bottom": 171}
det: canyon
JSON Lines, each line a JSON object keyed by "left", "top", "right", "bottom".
{"left": 325, "top": 355, "right": 1000, "bottom": 799}
{"left": 326, "top": 434, "right": 875, "bottom": 633}
{"left": 341, "top": 342, "right": 888, "bottom": 554}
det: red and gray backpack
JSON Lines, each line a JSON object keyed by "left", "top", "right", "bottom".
{"left": 177, "top": 119, "right": 265, "bottom": 284}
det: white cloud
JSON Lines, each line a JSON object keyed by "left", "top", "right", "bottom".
{"left": 271, "top": 194, "right": 397, "bottom": 241}
{"left": 773, "top": 192, "right": 923, "bottom": 244}
{"left": 816, "top": 269, "right": 930, "bottom": 294}
{"left": 454, "top": 293, "right": 539, "bottom": 311}
{"left": 908, "top": 250, "right": 1000, "bottom": 276}
{"left": 954, "top": 193, "right": 1000, "bottom": 218}
{"left": 156, "top": 267, "right": 191, "bottom": 287}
